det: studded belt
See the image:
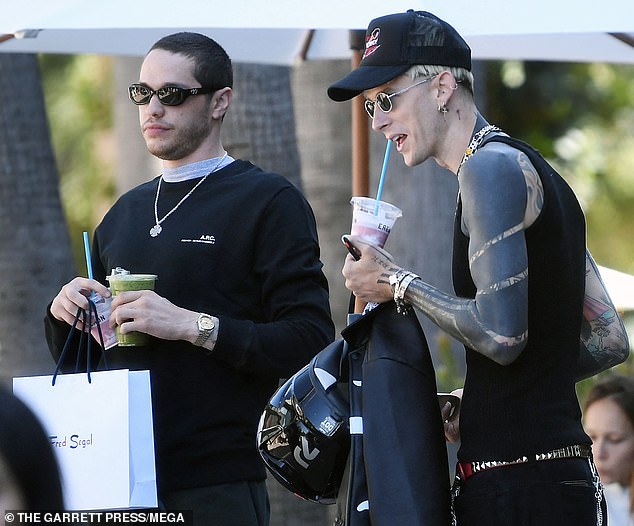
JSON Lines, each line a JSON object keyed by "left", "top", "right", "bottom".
{"left": 457, "top": 444, "right": 593, "bottom": 481}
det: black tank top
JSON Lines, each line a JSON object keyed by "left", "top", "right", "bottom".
{"left": 452, "top": 135, "right": 591, "bottom": 462}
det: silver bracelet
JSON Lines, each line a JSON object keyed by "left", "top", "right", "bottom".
{"left": 388, "top": 269, "right": 408, "bottom": 293}
{"left": 389, "top": 270, "right": 419, "bottom": 315}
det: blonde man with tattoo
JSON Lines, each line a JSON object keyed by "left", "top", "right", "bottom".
{"left": 328, "top": 10, "right": 629, "bottom": 526}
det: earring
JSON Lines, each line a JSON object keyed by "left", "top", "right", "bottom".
{"left": 438, "top": 102, "right": 448, "bottom": 114}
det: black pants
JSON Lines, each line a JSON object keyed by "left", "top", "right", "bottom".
{"left": 453, "top": 458, "right": 606, "bottom": 526}
{"left": 160, "top": 480, "right": 270, "bottom": 526}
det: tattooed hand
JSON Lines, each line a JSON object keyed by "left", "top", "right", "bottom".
{"left": 341, "top": 235, "right": 400, "bottom": 304}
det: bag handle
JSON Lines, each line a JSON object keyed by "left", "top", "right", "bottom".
{"left": 52, "top": 299, "right": 110, "bottom": 386}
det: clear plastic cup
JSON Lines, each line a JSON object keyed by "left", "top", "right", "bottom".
{"left": 350, "top": 197, "right": 402, "bottom": 248}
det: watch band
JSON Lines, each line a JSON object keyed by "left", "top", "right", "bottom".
{"left": 195, "top": 313, "right": 216, "bottom": 347}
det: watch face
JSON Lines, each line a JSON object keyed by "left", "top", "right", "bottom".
{"left": 199, "top": 316, "right": 215, "bottom": 331}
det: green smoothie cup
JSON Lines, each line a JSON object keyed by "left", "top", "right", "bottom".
{"left": 106, "top": 272, "right": 158, "bottom": 347}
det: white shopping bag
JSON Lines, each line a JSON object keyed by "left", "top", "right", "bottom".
{"left": 13, "top": 369, "right": 157, "bottom": 511}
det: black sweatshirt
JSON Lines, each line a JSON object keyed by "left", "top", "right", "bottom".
{"left": 45, "top": 160, "right": 334, "bottom": 493}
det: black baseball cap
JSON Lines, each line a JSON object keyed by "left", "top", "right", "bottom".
{"left": 328, "top": 10, "right": 471, "bottom": 102}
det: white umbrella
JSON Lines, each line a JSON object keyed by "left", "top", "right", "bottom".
{"left": 2, "top": 0, "right": 633, "bottom": 218}
{"left": 3, "top": 0, "right": 633, "bottom": 226}
{"left": 598, "top": 266, "right": 634, "bottom": 312}
{"left": 2, "top": 0, "right": 634, "bottom": 64}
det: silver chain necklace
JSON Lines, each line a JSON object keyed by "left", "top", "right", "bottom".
{"left": 459, "top": 124, "right": 500, "bottom": 170}
{"left": 149, "top": 152, "right": 228, "bottom": 237}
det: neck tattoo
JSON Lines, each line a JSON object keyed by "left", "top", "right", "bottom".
{"left": 459, "top": 124, "right": 500, "bottom": 170}
{"left": 149, "top": 152, "right": 228, "bottom": 237}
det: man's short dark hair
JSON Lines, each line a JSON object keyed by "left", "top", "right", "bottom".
{"left": 150, "top": 32, "right": 233, "bottom": 90}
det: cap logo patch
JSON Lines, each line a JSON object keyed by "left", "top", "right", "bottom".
{"left": 362, "top": 28, "right": 381, "bottom": 60}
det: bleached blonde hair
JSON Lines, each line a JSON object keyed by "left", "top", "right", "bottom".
{"left": 406, "top": 65, "right": 474, "bottom": 96}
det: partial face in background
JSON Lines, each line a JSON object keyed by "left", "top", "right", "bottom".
{"left": 585, "top": 397, "right": 634, "bottom": 486}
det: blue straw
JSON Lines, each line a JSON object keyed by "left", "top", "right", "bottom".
{"left": 83, "top": 231, "right": 94, "bottom": 280}
{"left": 374, "top": 139, "right": 392, "bottom": 215}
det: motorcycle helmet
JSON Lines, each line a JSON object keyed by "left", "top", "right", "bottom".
{"left": 257, "top": 339, "right": 350, "bottom": 504}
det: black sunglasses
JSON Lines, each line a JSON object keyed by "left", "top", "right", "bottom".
{"left": 128, "top": 83, "right": 216, "bottom": 106}
{"left": 364, "top": 77, "right": 435, "bottom": 118}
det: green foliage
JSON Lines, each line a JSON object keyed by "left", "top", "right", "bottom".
{"left": 38, "top": 54, "right": 116, "bottom": 271}
{"left": 483, "top": 60, "right": 634, "bottom": 274}
{"left": 434, "top": 333, "right": 464, "bottom": 392}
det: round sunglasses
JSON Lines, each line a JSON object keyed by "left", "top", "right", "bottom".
{"left": 364, "top": 76, "right": 435, "bottom": 118}
{"left": 128, "top": 83, "right": 216, "bottom": 106}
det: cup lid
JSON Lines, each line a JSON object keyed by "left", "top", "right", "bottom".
{"left": 106, "top": 272, "right": 157, "bottom": 281}
{"left": 350, "top": 196, "right": 402, "bottom": 216}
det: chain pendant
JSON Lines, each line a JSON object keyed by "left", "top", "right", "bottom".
{"left": 150, "top": 152, "right": 228, "bottom": 239}
{"left": 149, "top": 224, "right": 162, "bottom": 237}
{"left": 459, "top": 124, "right": 500, "bottom": 170}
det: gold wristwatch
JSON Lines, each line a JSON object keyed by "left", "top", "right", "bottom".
{"left": 195, "top": 313, "right": 216, "bottom": 346}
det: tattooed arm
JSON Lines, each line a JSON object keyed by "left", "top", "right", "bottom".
{"left": 576, "top": 250, "right": 630, "bottom": 380}
{"left": 343, "top": 144, "right": 540, "bottom": 365}
{"left": 407, "top": 146, "right": 535, "bottom": 364}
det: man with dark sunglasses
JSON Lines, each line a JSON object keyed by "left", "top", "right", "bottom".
{"left": 128, "top": 83, "right": 217, "bottom": 106}
{"left": 45, "top": 32, "right": 334, "bottom": 525}
{"left": 328, "top": 10, "right": 629, "bottom": 526}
